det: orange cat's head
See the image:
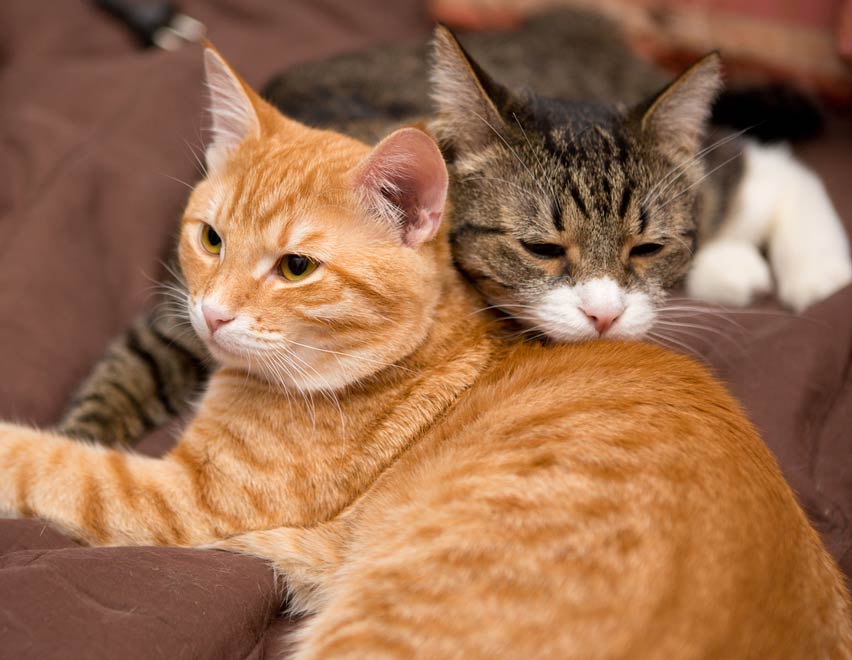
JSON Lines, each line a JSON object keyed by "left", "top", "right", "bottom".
{"left": 179, "top": 48, "right": 449, "bottom": 391}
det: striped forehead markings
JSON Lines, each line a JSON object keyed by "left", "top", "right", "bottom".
{"left": 618, "top": 187, "right": 632, "bottom": 220}
{"left": 551, "top": 197, "right": 564, "bottom": 232}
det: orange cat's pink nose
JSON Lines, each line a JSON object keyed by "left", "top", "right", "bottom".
{"left": 580, "top": 308, "right": 622, "bottom": 336}
{"left": 202, "top": 304, "right": 234, "bottom": 335}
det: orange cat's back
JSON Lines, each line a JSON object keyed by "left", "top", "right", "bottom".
{"left": 294, "top": 341, "right": 852, "bottom": 659}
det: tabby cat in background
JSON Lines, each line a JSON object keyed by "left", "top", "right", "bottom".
{"left": 57, "top": 12, "right": 851, "bottom": 447}
{"left": 264, "top": 10, "right": 851, "bottom": 315}
{"left": 3, "top": 44, "right": 850, "bottom": 658}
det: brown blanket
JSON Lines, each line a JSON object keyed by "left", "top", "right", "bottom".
{"left": 1, "top": 1, "right": 850, "bottom": 658}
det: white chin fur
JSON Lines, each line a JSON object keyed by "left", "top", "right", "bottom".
{"left": 189, "top": 301, "right": 354, "bottom": 392}
{"left": 525, "top": 277, "right": 656, "bottom": 343}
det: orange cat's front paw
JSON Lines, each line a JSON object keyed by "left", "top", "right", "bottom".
{"left": 0, "top": 421, "right": 30, "bottom": 516}
{"left": 0, "top": 422, "right": 71, "bottom": 518}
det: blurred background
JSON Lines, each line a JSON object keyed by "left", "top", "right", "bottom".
{"left": 433, "top": 0, "right": 852, "bottom": 104}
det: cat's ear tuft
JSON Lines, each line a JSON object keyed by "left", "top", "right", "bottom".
{"left": 429, "top": 24, "right": 512, "bottom": 154}
{"left": 354, "top": 128, "right": 449, "bottom": 248}
{"left": 203, "top": 47, "right": 261, "bottom": 171}
{"left": 638, "top": 52, "right": 723, "bottom": 157}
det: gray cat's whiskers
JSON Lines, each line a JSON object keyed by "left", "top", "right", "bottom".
{"left": 654, "top": 319, "right": 743, "bottom": 345}
{"left": 658, "top": 151, "right": 744, "bottom": 214}
{"left": 643, "top": 127, "right": 750, "bottom": 209}
{"left": 646, "top": 329, "right": 704, "bottom": 358}
{"left": 654, "top": 318, "right": 731, "bottom": 335}
{"left": 653, "top": 325, "right": 752, "bottom": 369}
{"left": 643, "top": 127, "right": 749, "bottom": 207}
{"left": 663, "top": 298, "right": 800, "bottom": 319}
{"left": 657, "top": 305, "right": 747, "bottom": 332}
{"left": 461, "top": 174, "right": 535, "bottom": 198}
{"left": 512, "top": 112, "right": 560, "bottom": 208}
{"left": 471, "top": 110, "right": 554, "bottom": 206}
{"left": 468, "top": 302, "right": 538, "bottom": 317}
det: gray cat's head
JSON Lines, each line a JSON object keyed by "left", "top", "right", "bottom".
{"left": 429, "top": 27, "right": 722, "bottom": 342}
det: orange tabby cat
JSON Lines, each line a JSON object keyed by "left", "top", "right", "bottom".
{"left": 0, "top": 48, "right": 849, "bottom": 658}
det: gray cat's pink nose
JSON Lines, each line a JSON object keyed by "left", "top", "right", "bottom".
{"left": 580, "top": 308, "right": 622, "bottom": 335}
{"left": 202, "top": 304, "right": 234, "bottom": 334}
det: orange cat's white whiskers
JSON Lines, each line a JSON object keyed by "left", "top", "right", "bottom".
{"left": 266, "top": 349, "right": 318, "bottom": 429}
{"left": 278, "top": 347, "right": 346, "bottom": 432}
{"left": 279, "top": 339, "right": 420, "bottom": 376}
{"left": 256, "top": 351, "right": 296, "bottom": 414}
{"left": 182, "top": 136, "right": 208, "bottom": 177}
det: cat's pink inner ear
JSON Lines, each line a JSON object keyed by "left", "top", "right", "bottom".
{"left": 355, "top": 128, "right": 449, "bottom": 248}
{"left": 203, "top": 48, "right": 260, "bottom": 171}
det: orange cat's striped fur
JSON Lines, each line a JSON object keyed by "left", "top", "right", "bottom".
{"left": 1, "top": 48, "right": 850, "bottom": 657}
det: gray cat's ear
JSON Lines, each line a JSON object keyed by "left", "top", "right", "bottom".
{"left": 429, "top": 24, "right": 512, "bottom": 154}
{"left": 638, "top": 52, "right": 723, "bottom": 157}
{"left": 203, "top": 47, "right": 261, "bottom": 171}
{"left": 353, "top": 128, "right": 449, "bottom": 247}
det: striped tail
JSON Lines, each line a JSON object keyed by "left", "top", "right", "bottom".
{"left": 58, "top": 311, "right": 210, "bottom": 446}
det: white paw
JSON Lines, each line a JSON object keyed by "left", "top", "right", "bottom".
{"left": 776, "top": 254, "right": 852, "bottom": 312}
{"left": 687, "top": 240, "right": 772, "bottom": 307}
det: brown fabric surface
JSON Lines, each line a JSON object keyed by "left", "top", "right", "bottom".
{"left": 680, "top": 115, "right": 852, "bottom": 579}
{"left": 0, "top": 1, "right": 850, "bottom": 658}
{"left": 0, "top": 521, "right": 279, "bottom": 660}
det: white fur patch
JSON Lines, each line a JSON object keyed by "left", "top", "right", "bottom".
{"left": 696, "top": 141, "right": 852, "bottom": 311}
{"left": 686, "top": 239, "right": 772, "bottom": 307}
{"left": 529, "top": 277, "right": 656, "bottom": 342}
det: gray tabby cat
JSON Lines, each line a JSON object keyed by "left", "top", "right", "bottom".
{"left": 58, "top": 12, "right": 851, "bottom": 446}
{"left": 264, "top": 11, "right": 850, "bottom": 316}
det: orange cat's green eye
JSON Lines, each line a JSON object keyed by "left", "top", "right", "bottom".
{"left": 200, "top": 224, "right": 222, "bottom": 255}
{"left": 278, "top": 254, "right": 320, "bottom": 282}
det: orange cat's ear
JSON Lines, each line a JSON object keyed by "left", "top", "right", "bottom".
{"left": 353, "top": 128, "right": 449, "bottom": 248}
{"left": 203, "top": 46, "right": 261, "bottom": 171}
